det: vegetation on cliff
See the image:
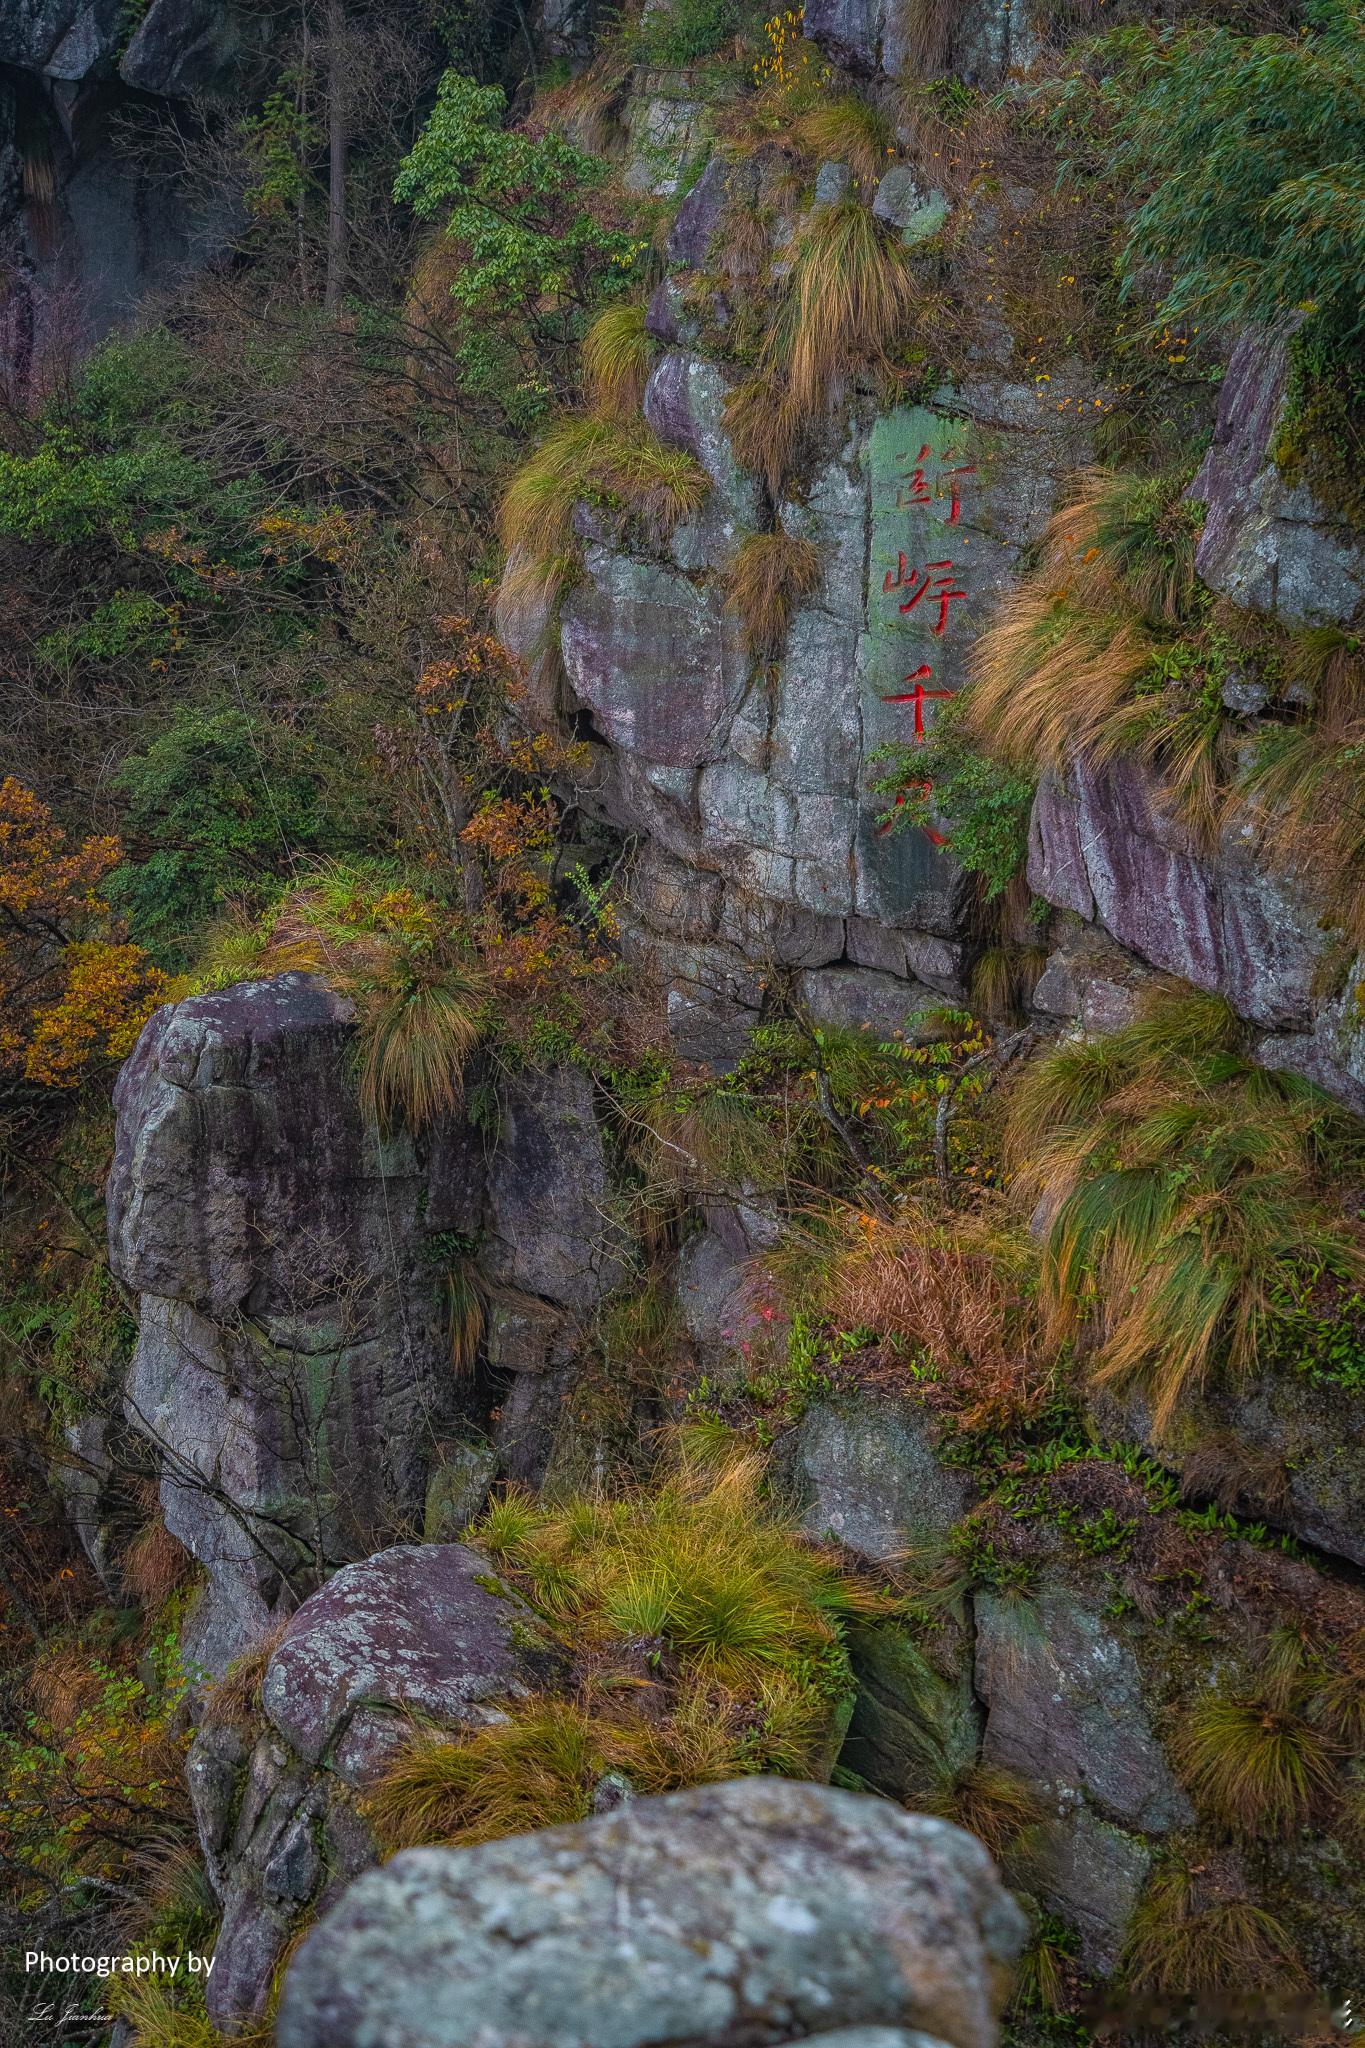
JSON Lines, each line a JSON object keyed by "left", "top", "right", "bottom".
{"left": 3, "top": 0, "right": 1365, "bottom": 2038}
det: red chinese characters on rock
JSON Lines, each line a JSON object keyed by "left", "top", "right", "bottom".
{"left": 877, "top": 781, "right": 948, "bottom": 847}
{"left": 895, "top": 443, "right": 976, "bottom": 524}
{"left": 878, "top": 439, "right": 976, "bottom": 848}
{"left": 881, "top": 674, "right": 953, "bottom": 736}
{"left": 881, "top": 556, "right": 968, "bottom": 634}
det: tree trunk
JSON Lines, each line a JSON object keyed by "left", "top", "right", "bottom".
{"left": 323, "top": 0, "right": 347, "bottom": 318}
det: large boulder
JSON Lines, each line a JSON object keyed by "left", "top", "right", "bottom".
{"left": 276, "top": 1776, "right": 1027, "bottom": 2048}
{"left": 1028, "top": 753, "right": 1328, "bottom": 1032}
{"left": 194, "top": 1543, "right": 555, "bottom": 2034}
{"left": 108, "top": 976, "right": 460, "bottom": 1670}
{"left": 1028, "top": 756, "right": 1365, "bottom": 1113}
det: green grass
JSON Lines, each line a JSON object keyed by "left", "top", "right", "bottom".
{"left": 1120, "top": 1863, "right": 1306, "bottom": 1996}
{"left": 1176, "top": 1689, "right": 1336, "bottom": 1835}
{"left": 356, "top": 962, "right": 488, "bottom": 1132}
{"left": 1006, "top": 986, "right": 1365, "bottom": 1427}
{"left": 365, "top": 1435, "right": 886, "bottom": 1852}
{"left": 499, "top": 413, "right": 709, "bottom": 568}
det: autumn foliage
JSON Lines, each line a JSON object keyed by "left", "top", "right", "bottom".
{"left": 0, "top": 778, "right": 166, "bottom": 1090}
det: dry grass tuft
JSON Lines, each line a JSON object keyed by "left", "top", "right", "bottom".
{"left": 1230, "top": 631, "right": 1365, "bottom": 950}
{"left": 356, "top": 960, "right": 488, "bottom": 1132}
{"left": 1121, "top": 1863, "right": 1307, "bottom": 1996}
{"left": 962, "top": 468, "right": 1206, "bottom": 785}
{"left": 774, "top": 199, "right": 916, "bottom": 422}
{"left": 896, "top": 0, "right": 957, "bottom": 78}
{"left": 1176, "top": 1689, "right": 1337, "bottom": 1835}
{"left": 726, "top": 527, "right": 822, "bottom": 661}
{"left": 582, "top": 303, "right": 653, "bottom": 421}
{"left": 121, "top": 1502, "right": 195, "bottom": 1609}
{"left": 963, "top": 580, "right": 1153, "bottom": 776}
{"left": 794, "top": 97, "right": 895, "bottom": 188}
{"left": 200, "top": 1622, "right": 288, "bottom": 1732}
{"left": 923, "top": 1759, "right": 1044, "bottom": 1856}
{"left": 786, "top": 1198, "right": 1053, "bottom": 1429}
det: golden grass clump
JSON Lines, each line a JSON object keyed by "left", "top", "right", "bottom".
{"left": 364, "top": 1686, "right": 770, "bottom": 1853}
{"left": 200, "top": 1623, "right": 288, "bottom": 1733}
{"left": 499, "top": 413, "right": 710, "bottom": 568}
{"left": 582, "top": 303, "right": 653, "bottom": 420}
{"left": 120, "top": 1508, "right": 195, "bottom": 1609}
{"left": 793, "top": 96, "right": 895, "bottom": 188}
{"left": 726, "top": 527, "right": 822, "bottom": 660}
{"left": 356, "top": 961, "right": 487, "bottom": 1131}
{"left": 963, "top": 468, "right": 1206, "bottom": 781}
{"left": 773, "top": 198, "right": 916, "bottom": 422}
{"left": 895, "top": 0, "right": 956, "bottom": 79}
{"left": 199, "top": 863, "right": 492, "bottom": 1134}
{"left": 364, "top": 1435, "right": 885, "bottom": 1852}
{"left": 1005, "top": 985, "right": 1365, "bottom": 1428}
{"left": 727, "top": 199, "right": 915, "bottom": 496}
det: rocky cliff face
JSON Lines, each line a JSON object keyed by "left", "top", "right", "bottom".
{"left": 500, "top": 79, "right": 1365, "bottom": 1108}
{"left": 83, "top": 7, "right": 1365, "bottom": 2040}
{"left": 501, "top": 164, "right": 1099, "bottom": 1065}
{"left": 0, "top": 0, "right": 254, "bottom": 353}
{"left": 106, "top": 972, "right": 637, "bottom": 1674}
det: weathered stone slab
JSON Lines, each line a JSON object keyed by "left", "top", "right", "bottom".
{"left": 276, "top": 1778, "right": 1027, "bottom": 2048}
{"left": 976, "top": 1586, "right": 1191, "bottom": 1836}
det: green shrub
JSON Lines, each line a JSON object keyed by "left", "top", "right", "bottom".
{"left": 106, "top": 707, "right": 334, "bottom": 962}
{"left": 871, "top": 692, "right": 1036, "bottom": 900}
{"left": 395, "top": 72, "right": 644, "bottom": 319}
{"left": 1095, "top": 6, "right": 1365, "bottom": 343}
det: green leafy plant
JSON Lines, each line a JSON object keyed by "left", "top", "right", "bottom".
{"left": 107, "top": 706, "right": 335, "bottom": 962}
{"left": 395, "top": 73, "right": 643, "bottom": 319}
{"left": 871, "top": 692, "right": 1036, "bottom": 900}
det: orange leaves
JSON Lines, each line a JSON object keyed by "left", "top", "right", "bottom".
{"left": 0, "top": 779, "right": 165, "bottom": 1092}
{"left": 0, "top": 777, "right": 121, "bottom": 921}
{"left": 22, "top": 940, "right": 167, "bottom": 1088}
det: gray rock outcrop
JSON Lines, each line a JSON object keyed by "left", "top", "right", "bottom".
{"left": 109, "top": 975, "right": 457, "bottom": 1671}
{"left": 193, "top": 1542, "right": 554, "bottom": 2033}
{"left": 785, "top": 1394, "right": 971, "bottom": 1560}
{"left": 276, "top": 1776, "right": 1026, "bottom": 2048}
